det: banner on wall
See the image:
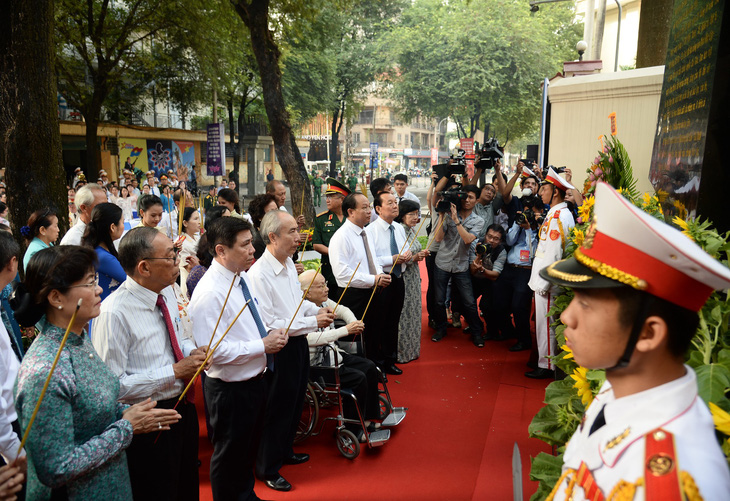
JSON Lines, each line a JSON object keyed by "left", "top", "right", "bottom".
{"left": 119, "top": 138, "right": 150, "bottom": 173}
{"left": 460, "top": 138, "right": 475, "bottom": 180}
{"left": 147, "top": 140, "right": 174, "bottom": 177}
{"left": 172, "top": 141, "right": 195, "bottom": 182}
{"left": 207, "top": 123, "right": 225, "bottom": 176}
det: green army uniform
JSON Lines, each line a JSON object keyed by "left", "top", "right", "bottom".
{"left": 204, "top": 193, "right": 216, "bottom": 211}
{"left": 347, "top": 175, "right": 358, "bottom": 193}
{"left": 313, "top": 209, "right": 346, "bottom": 290}
{"left": 312, "top": 176, "right": 324, "bottom": 206}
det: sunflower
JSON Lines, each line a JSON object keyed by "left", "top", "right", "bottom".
{"left": 577, "top": 196, "right": 595, "bottom": 223}
{"left": 570, "top": 366, "right": 593, "bottom": 406}
{"left": 571, "top": 228, "right": 585, "bottom": 247}
{"left": 709, "top": 402, "right": 730, "bottom": 436}
{"left": 560, "top": 345, "right": 574, "bottom": 360}
{"left": 672, "top": 216, "right": 693, "bottom": 241}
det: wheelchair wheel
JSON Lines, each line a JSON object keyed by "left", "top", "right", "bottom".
{"left": 378, "top": 394, "right": 392, "bottom": 420}
{"left": 336, "top": 429, "right": 360, "bottom": 459}
{"left": 295, "top": 383, "right": 318, "bottom": 443}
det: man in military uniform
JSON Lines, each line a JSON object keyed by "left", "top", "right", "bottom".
{"left": 312, "top": 178, "right": 351, "bottom": 295}
{"left": 526, "top": 167, "right": 576, "bottom": 378}
{"left": 347, "top": 173, "right": 358, "bottom": 194}
{"left": 204, "top": 185, "right": 217, "bottom": 212}
{"left": 540, "top": 182, "right": 730, "bottom": 501}
{"left": 311, "top": 172, "right": 324, "bottom": 207}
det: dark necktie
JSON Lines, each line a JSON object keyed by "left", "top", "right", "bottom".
{"left": 360, "top": 230, "right": 378, "bottom": 276}
{"left": 1, "top": 296, "right": 23, "bottom": 360}
{"left": 156, "top": 294, "right": 193, "bottom": 401}
{"left": 589, "top": 405, "right": 606, "bottom": 436}
{"left": 240, "top": 277, "right": 274, "bottom": 371}
{"left": 389, "top": 225, "right": 401, "bottom": 278}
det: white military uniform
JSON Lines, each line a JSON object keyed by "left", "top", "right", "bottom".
{"left": 550, "top": 366, "right": 730, "bottom": 500}
{"left": 528, "top": 201, "right": 574, "bottom": 370}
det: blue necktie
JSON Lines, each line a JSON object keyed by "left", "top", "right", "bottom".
{"left": 389, "top": 225, "right": 401, "bottom": 278}
{"left": 240, "top": 277, "right": 274, "bottom": 371}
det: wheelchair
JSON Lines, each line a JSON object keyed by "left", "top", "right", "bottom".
{"left": 295, "top": 344, "right": 407, "bottom": 459}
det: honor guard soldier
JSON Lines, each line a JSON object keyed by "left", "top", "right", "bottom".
{"left": 541, "top": 182, "right": 730, "bottom": 500}
{"left": 527, "top": 167, "right": 576, "bottom": 378}
{"left": 312, "top": 177, "right": 351, "bottom": 293}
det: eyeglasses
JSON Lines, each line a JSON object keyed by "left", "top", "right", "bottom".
{"left": 142, "top": 252, "right": 180, "bottom": 263}
{"left": 68, "top": 273, "right": 99, "bottom": 289}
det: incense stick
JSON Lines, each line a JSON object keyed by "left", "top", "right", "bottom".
{"left": 424, "top": 213, "right": 447, "bottom": 252}
{"left": 206, "top": 273, "right": 238, "bottom": 349}
{"left": 333, "top": 261, "right": 360, "bottom": 316}
{"left": 284, "top": 265, "right": 321, "bottom": 336}
{"left": 17, "top": 299, "right": 82, "bottom": 456}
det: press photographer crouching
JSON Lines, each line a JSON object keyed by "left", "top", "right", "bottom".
{"left": 466, "top": 224, "right": 507, "bottom": 340}
{"left": 431, "top": 184, "right": 485, "bottom": 348}
{"left": 493, "top": 195, "right": 545, "bottom": 351}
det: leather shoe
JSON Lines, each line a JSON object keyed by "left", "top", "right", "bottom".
{"left": 283, "top": 452, "right": 309, "bottom": 465}
{"left": 263, "top": 475, "right": 291, "bottom": 492}
{"left": 471, "top": 335, "right": 485, "bottom": 348}
{"left": 509, "top": 341, "right": 530, "bottom": 352}
{"left": 431, "top": 331, "right": 446, "bottom": 342}
{"left": 384, "top": 363, "right": 402, "bottom": 375}
{"left": 525, "top": 368, "right": 555, "bottom": 379}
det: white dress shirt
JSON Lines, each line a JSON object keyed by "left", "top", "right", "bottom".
{"left": 247, "top": 249, "right": 320, "bottom": 337}
{"left": 0, "top": 322, "right": 21, "bottom": 462}
{"left": 306, "top": 299, "right": 356, "bottom": 366}
{"left": 328, "top": 219, "right": 383, "bottom": 289}
{"left": 92, "top": 277, "right": 196, "bottom": 404}
{"left": 396, "top": 190, "right": 420, "bottom": 206}
{"left": 188, "top": 260, "right": 266, "bottom": 382}
{"left": 365, "top": 216, "right": 407, "bottom": 275}
{"left": 59, "top": 219, "right": 87, "bottom": 246}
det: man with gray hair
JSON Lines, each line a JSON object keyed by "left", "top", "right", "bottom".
{"left": 92, "top": 227, "right": 207, "bottom": 501}
{"left": 248, "top": 210, "right": 334, "bottom": 492}
{"left": 59, "top": 183, "right": 107, "bottom": 245}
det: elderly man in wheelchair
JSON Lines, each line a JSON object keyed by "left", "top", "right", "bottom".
{"left": 298, "top": 270, "right": 384, "bottom": 445}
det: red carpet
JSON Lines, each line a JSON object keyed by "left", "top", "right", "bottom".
{"left": 195, "top": 262, "right": 551, "bottom": 500}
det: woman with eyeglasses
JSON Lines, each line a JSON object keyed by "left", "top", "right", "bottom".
{"left": 82, "top": 203, "right": 127, "bottom": 300}
{"left": 21, "top": 209, "right": 59, "bottom": 273}
{"left": 395, "top": 200, "right": 429, "bottom": 363}
{"left": 12, "top": 246, "right": 180, "bottom": 500}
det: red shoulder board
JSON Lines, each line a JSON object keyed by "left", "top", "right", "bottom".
{"left": 644, "top": 428, "right": 682, "bottom": 501}
{"left": 329, "top": 214, "right": 333, "bottom": 220}
{"left": 553, "top": 209, "right": 561, "bottom": 219}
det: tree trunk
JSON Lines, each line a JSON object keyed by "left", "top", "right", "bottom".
{"left": 0, "top": 0, "right": 68, "bottom": 250}
{"left": 329, "top": 101, "right": 345, "bottom": 178}
{"left": 233, "top": 0, "right": 313, "bottom": 224}
{"left": 636, "top": 0, "right": 674, "bottom": 68}
{"left": 84, "top": 113, "right": 101, "bottom": 179}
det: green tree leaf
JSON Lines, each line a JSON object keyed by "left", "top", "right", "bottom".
{"left": 695, "top": 363, "right": 730, "bottom": 405}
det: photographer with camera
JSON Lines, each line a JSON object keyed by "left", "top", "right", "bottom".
{"left": 526, "top": 168, "right": 576, "bottom": 379}
{"left": 467, "top": 224, "right": 507, "bottom": 339}
{"left": 492, "top": 195, "right": 545, "bottom": 351}
{"left": 496, "top": 161, "right": 541, "bottom": 227}
{"left": 431, "top": 185, "right": 485, "bottom": 348}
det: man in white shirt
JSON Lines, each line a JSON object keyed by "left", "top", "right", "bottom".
{"left": 92, "top": 227, "right": 207, "bottom": 501}
{"left": 59, "top": 184, "right": 107, "bottom": 245}
{"left": 189, "top": 217, "right": 287, "bottom": 500}
{"left": 248, "top": 211, "right": 334, "bottom": 492}
{"left": 364, "top": 192, "right": 411, "bottom": 375}
{"left": 266, "top": 179, "right": 306, "bottom": 228}
{"left": 0, "top": 233, "right": 25, "bottom": 476}
{"left": 393, "top": 173, "right": 420, "bottom": 206}
{"left": 329, "top": 193, "right": 392, "bottom": 365}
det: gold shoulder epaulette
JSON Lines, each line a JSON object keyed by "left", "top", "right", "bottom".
{"left": 316, "top": 210, "right": 329, "bottom": 217}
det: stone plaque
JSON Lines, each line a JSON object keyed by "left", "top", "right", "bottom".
{"left": 649, "top": 0, "right": 728, "bottom": 230}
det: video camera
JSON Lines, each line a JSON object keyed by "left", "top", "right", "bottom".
{"left": 435, "top": 185, "right": 468, "bottom": 213}
{"left": 475, "top": 137, "right": 504, "bottom": 169}
{"left": 434, "top": 149, "right": 466, "bottom": 180}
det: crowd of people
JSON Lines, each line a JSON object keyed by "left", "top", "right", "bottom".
{"left": 0, "top": 156, "right": 728, "bottom": 501}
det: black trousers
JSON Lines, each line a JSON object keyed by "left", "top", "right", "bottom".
{"left": 126, "top": 397, "right": 199, "bottom": 501}
{"left": 256, "top": 336, "right": 309, "bottom": 479}
{"left": 337, "top": 286, "right": 382, "bottom": 358}
{"left": 310, "top": 352, "right": 379, "bottom": 431}
{"left": 494, "top": 265, "right": 534, "bottom": 346}
{"left": 205, "top": 374, "right": 266, "bottom": 501}
{"left": 425, "top": 252, "right": 438, "bottom": 323}
{"left": 372, "top": 274, "right": 405, "bottom": 365}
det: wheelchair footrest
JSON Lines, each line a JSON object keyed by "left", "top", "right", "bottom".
{"left": 367, "top": 429, "right": 390, "bottom": 447}
{"left": 382, "top": 407, "right": 407, "bottom": 427}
